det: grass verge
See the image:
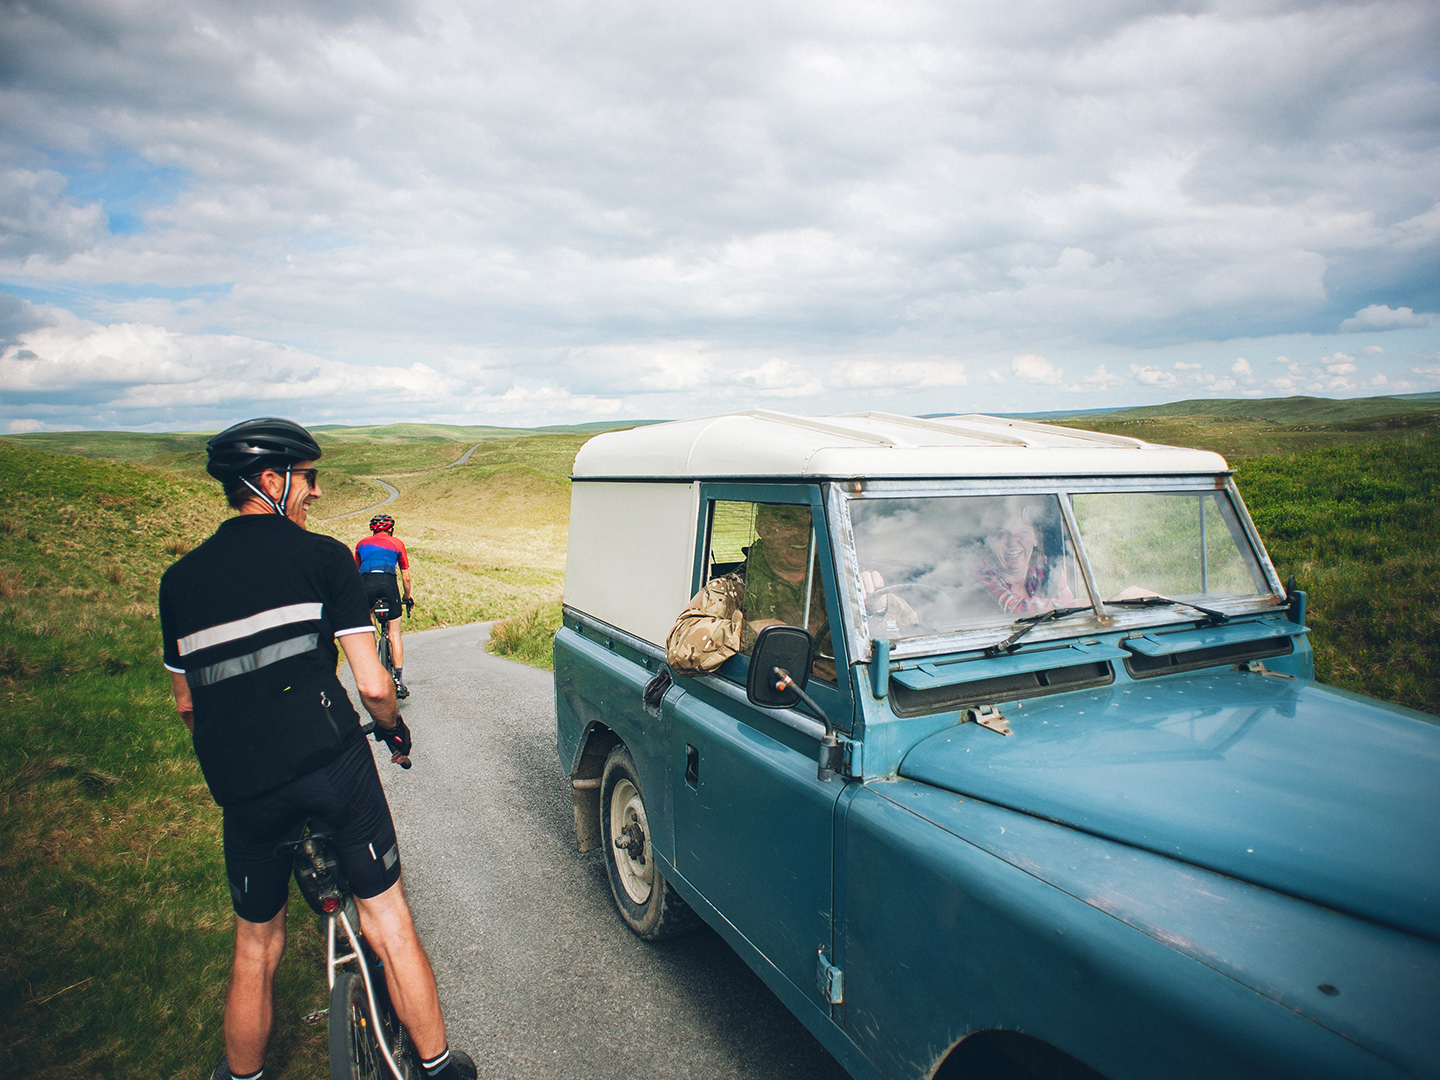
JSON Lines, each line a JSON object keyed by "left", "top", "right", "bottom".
{"left": 0, "top": 440, "right": 326, "bottom": 1078}
{"left": 486, "top": 601, "right": 564, "bottom": 670}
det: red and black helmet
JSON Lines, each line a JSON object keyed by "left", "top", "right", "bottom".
{"left": 369, "top": 515, "right": 395, "bottom": 533}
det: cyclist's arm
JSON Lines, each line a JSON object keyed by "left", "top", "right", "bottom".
{"left": 169, "top": 670, "right": 195, "bottom": 732}
{"left": 337, "top": 630, "right": 400, "bottom": 729}
{"left": 400, "top": 566, "right": 413, "bottom": 600}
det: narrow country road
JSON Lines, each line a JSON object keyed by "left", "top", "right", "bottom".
{"left": 347, "top": 622, "right": 850, "bottom": 1080}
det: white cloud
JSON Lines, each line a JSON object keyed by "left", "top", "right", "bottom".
{"left": 1129, "top": 364, "right": 1177, "bottom": 388}
{"left": 1362, "top": 346, "right": 1385, "bottom": 356}
{"left": 1322, "top": 352, "right": 1357, "bottom": 375}
{"left": 1232, "top": 358, "right": 1254, "bottom": 381}
{"left": 1340, "top": 305, "right": 1435, "bottom": 332}
{"left": 8, "top": 419, "right": 44, "bottom": 433}
{"left": 0, "top": 0, "right": 1437, "bottom": 425}
{"left": 1011, "top": 354, "right": 1063, "bottom": 385}
{"left": 1080, "top": 364, "right": 1124, "bottom": 389}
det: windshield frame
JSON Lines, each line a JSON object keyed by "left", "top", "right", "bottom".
{"left": 831, "top": 474, "right": 1286, "bottom": 662}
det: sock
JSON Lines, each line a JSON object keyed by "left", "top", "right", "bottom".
{"left": 232, "top": 1070, "right": 263, "bottom": 1080}
{"left": 420, "top": 1047, "right": 451, "bottom": 1077}
{"left": 395, "top": 666, "right": 404, "bottom": 681}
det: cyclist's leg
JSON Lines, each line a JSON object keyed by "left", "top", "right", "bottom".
{"left": 220, "top": 795, "right": 302, "bottom": 1074}
{"left": 388, "top": 616, "right": 404, "bottom": 673}
{"left": 354, "top": 877, "right": 447, "bottom": 1058}
{"left": 304, "top": 739, "right": 452, "bottom": 1057}
{"left": 225, "top": 907, "right": 287, "bottom": 1074}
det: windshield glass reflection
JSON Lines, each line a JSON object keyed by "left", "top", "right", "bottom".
{"left": 850, "top": 494, "right": 1091, "bottom": 639}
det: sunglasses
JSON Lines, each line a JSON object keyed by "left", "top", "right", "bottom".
{"left": 291, "top": 468, "right": 319, "bottom": 487}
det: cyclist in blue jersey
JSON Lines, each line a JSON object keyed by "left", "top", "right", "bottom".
{"left": 356, "top": 514, "right": 414, "bottom": 696}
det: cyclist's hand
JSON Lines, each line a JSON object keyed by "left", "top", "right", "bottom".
{"left": 403, "top": 597, "right": 414, "bottom": 618}
{"left": 374, "top": 715, "right": 413, "bottom": 768}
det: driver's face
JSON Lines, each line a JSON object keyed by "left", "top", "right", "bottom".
{"left": 985, "top": 511, "right": 1036, "bottom": 579}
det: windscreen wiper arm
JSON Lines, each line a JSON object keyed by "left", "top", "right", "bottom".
{"left": 984, "top": 605, "right": 1095, "bottom": 657}
{"left": 1108, "top": 595, "right": 1230, "bottom": 625}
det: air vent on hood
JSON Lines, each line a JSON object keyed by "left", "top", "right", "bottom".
{"left": 890, "top": 660, "right": 1114, "bottom": 717}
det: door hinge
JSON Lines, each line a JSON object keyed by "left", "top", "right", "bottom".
{"left": 817, "top": 948, "right": 844, "bottom": 1005}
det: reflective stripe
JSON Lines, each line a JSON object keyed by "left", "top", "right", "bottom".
{"left": 177, "top": 603, "right": 323, "bottom": 656}
{"left": 187, "top": 633, "right": 319, "bottom": 687}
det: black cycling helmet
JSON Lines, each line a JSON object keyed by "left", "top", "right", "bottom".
{"left": 206, "top": 417, "right": 321, "bottom": 516}
{"left": 206, "top": 417, "right": 322, "bottom": 482}
{"left": 369, "top": 515, "right": 395, "bottom": 533}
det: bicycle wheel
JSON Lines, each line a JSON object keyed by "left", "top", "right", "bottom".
{"left": 329, "top": 971, "right": 383, "bottom": 1080}
{"left": 376, "top": 628, "right": 394, "bottom": 678}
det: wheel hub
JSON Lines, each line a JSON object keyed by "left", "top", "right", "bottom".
{"left": 614, "top": 819, "right": 647, "bottom": 864}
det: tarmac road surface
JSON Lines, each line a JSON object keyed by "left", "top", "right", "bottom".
{"left": 352, "top": 622, "right": 851, "bottom": 1080}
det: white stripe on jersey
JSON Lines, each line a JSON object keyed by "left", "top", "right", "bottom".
{"left": 176, "top": 602, "right": 324, "bottom": 656}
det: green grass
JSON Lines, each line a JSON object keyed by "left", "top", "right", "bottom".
{"left": 0, "top": 441, "right": 329, "bottom": 1078}
{"left": 1232, "top": 437, "right": 1440, "bottom": 715}
{"left": 487, "top": 601, "right": 565, "bottom": 670}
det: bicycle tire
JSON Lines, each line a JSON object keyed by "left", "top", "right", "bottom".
{"left": 330, "top": 971, "right": 383, "bottom": 1080}
{"left": 376, "top": 628, "right": 395, "bottom": 679}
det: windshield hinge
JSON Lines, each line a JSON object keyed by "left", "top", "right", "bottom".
{"left": 964, "top": 704, "right": 1013, "bottom": 736}
{"left": 817, "top": 948, "right": 844, "bottom": 1005}
{"left": 1242, "top": 660, "right": 1295, "bottom": 680}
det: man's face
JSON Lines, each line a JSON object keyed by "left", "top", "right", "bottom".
{"left": 261, "top": 460, "right": 322, "bottom": 528}
{"left": 754, "top": 506, "right": 811, "bottom": 580}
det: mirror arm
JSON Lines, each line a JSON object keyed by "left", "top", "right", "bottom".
{"left": 773, "top": 667, "right": 844, "bottom": 782}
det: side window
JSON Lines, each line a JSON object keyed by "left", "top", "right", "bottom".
{"left": 707, "top": 501, "right": 836, "bottom": 683}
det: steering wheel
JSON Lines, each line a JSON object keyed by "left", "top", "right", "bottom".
{"left": 866, "top": 582, "right": 950, "bottom": 613}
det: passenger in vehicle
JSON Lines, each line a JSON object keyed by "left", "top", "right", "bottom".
{"left": 971, "top": 497, "right": 1074, "bottom": 614}
{"left": 666, "top": 504, "right": 835, "bottom": 680}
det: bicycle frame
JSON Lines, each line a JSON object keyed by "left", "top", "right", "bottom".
{"left": 325, "top": 901, "right": 410, "bottom": 1080}
{"left": 292, "top": 822, "right": 412, "bottom": 1080}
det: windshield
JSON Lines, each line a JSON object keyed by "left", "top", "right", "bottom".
{"left": 849, "top": 494, "right": 1092, "bottom": 639}
{"left": 848, "top": 487, "right": 1276, "bottom": 643}
{"left": 1071, "top": 491, "right": 1271, "bottom": 601}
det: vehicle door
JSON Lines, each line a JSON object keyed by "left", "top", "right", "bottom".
{"left": 666, "top": 483, "right": 851, "bottom": 1014}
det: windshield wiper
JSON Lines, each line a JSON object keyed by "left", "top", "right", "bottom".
{"left": 984, "top": 605, "right": 1096, "bottom": 657}
{"left": 1108, "top": 595, "right": 1230, "bottom": 625}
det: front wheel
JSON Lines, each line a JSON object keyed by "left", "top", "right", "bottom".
{"left": 330, "top": 971, "right": 383, "bottom": 1080}
{"left": 600, "top": 745, "right": 699, "bottom": 941}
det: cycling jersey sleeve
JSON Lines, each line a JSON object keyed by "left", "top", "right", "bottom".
{"left": 326, "top": 537, "right": 374, "bottom": 636}
{"left": 394, "top": 537, "right": 410, "bottom": 571}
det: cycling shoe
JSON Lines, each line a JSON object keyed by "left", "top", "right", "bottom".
{"left": 450, "top": 1049, "right": 478, "bottom": 1080}
{"left": 395, "top": 681, "right": 410, "bottom": 699}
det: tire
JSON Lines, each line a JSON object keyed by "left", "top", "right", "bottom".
{"left": 376, "top": 630, "right": 394, "bottom": 679}
{"left": 329, "top": 971, "right": 383, "bottom": 1080}
{"left": 600, "top": 744, "right": 700, "bottom": 940}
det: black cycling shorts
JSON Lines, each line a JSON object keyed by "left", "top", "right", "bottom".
{"left": 221, "top": 736, "right": 403, "bottom": 923}
{"left": 362, "top": 572, "right": 402, "bottom": 622}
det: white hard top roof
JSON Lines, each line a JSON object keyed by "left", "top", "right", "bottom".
{"left": 572, "top": 410, "right": 1229, "bottom": 479}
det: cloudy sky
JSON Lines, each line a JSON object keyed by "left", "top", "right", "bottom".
{"left": 2, "top": 0, "right": 1437, "bottom": 432}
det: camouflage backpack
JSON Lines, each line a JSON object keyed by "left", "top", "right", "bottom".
{"left": 665, "top": 572, "right": 747, "bottom": 675}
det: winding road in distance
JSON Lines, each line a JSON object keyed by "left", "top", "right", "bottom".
{"left": 320, "top": 442, "right": 482, "bottom": 522}
{"left": 345, "top": 623, "right": 849, "bottom": 1080}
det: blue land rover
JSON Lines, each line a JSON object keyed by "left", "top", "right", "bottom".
{"left": 553, "top": 410, "right": 1439, "bottom": 1080}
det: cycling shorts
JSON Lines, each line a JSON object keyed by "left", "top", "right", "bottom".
{"left": 221, "top": 736, "right": 403, "bottom": 923}
{"left": 362, "top": 573, "right": 403, "bottom": 623}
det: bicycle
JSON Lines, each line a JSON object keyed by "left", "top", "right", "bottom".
{"left": 286, "top": 730, "right": 416, "bottom": 1080}
{"left": 370, "top": 596, "right": 413, "bottom": 699}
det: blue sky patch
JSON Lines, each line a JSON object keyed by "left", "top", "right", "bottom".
{"left": 53, "top": 151, "right": 188, "bottom": 236}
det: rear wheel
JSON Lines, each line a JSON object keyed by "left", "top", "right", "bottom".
{"left": 600, "top": 744, "right": 699, "bottom": 940}
{"left": 329, "top": 971, "right": 382, "bottom": 1080}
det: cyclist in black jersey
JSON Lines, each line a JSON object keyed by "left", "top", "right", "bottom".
{"left": 159, "top": 418, "right": 474, "bottom": 1080}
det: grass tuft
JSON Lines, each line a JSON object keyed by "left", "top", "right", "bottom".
{"left": 487, "top": 601, "right": 564, "bottom": 669}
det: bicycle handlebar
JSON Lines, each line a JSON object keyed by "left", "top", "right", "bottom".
{"left": 359, "top": 720, "right": 412, "bottom": 769}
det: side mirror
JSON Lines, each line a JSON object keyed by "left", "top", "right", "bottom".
{"left": 746, "top": 625, "right": 814, "bottom": 708}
